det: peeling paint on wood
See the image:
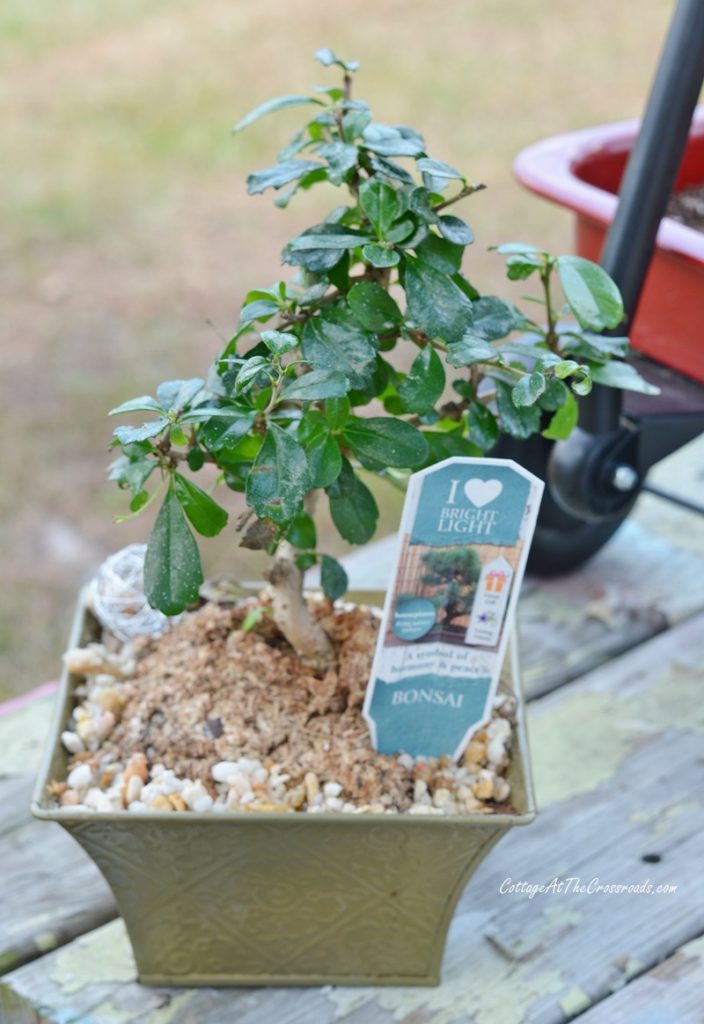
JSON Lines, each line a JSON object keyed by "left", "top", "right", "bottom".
{"left": 576, "top": 934, "right": 704, "bottom": 1022}
{"left": 49, "top": 921, "right": 135, "bottom": 995}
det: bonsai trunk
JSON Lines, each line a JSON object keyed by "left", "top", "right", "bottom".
{"left": 266, "top": 542, "right": 334, "bottom": 671}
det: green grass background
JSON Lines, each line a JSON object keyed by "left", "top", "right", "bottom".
{"left": 0, "top": 0, "right": 676, "bottom": 697}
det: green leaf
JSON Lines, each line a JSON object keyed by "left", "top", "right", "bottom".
{"left": 327, "top": 459, "right": 379, "bottom": 544}
{"left": 199, "top": 411, "right": 257, "bottom": 452}
{"left": 129, "top": 490, "right": 150, "bottom": 514}
{"left": 321, "top": 554, "right": 348, "bottom": 601}
{"left": 398, "top": 346, "right": 445, "bottom": 413}
{"left": 421, "top": 430, "right": 482, "bottom": 463}
{"left": 470, "top": 296, "right": 521, "bottom": 340}
{"left": 281, "top": 368, "right": 348, "bottom": 401}
{"left": 233, "top": 95, "right": 325, "bottom": 133}
{"left": 109, "top": 395, "right": 163, "bottom": 416}
{"left": 302, "top": 308, "right": 377, "bottom": 388}
{"left": 304, "top": 430, "right": 342, "bottom": 488}
{"left": 362, "top": 243, "right": 400, "bottom": 268}
{"left": 369, "top": 154, "right": 415, "bottom": 184}
{"left": 362, "top": 123, "right": 425, "bottom": 158}
{"left": 186, "top": 447, "right": 205, "bottom": 472}
{"left": 539, "top": 377, "right": 568, "bottom": 411}
{"left": 109, "top": 453, "right": 156, "bottom": 495}
{"left": 347, "top": 281, "right": 402, "bottom": 332}
{"left": 240, "top": 299, "right": 280, "bottom": 323}
{"left": 446, "top": 336, "right": 494, "bottom": 366}
{"left": 542, "top": 390, "right": 579, "bottom": 440}
{"left": 416, "top": 157, "right": 465, "bottom": 182}
{"left": 234, "top": 356, "right": 272, "bottom": 395}
{"left": 342, "top": 108, "right": 372, "bottom": 142}
{"left": 468, "top": 402, "right": 499, "bottom": 451}
{"left": 114, "top": 419, "right": 168, "bottom": 444}
{"left": 582, "top": 333, "right": 630, "bottom": 358}
{"left": 590, "top": 361, "right": 660, "bottom": 395}
{"left": 246, "top": 424, "right": 311, "bottom": 525}
{"left": 506, "top": 254, "right": 541, "bottom": 280}
{"left": 495, "top": 380, "right": 541, "bottom": 438}
{"left": 359, "top": 180, "right": 401, "bottom": 236}
{"left": 385, "top": 217, "right": 416, "bottom": 244}
{"left": 403, "top": 257, "right": 473, "bottom": 345}
{"left": 247, "top": 160, "right": 324, "bottom": 195}
{"left": 556, "top": 255, "right": 624, "bottom": 331}
{"left": 572, "top": 375, "right": 593, "bottom": 397}
{"left": 144, "top": 490, "right": 204, "bottom": 616}
{"left": 437, "top": 215, "right": 474, "bottom": 245}
{"left": 261, "top": 330, "right": 298, "bottom": 355}
{"left": 342, "top": 416, "right": 429, "bottom": 467}
{"left": 324, "top": 396, "right": 350, "bottom": 430}
{"left": 495, "top": 242, "right": 547, "bottom": 255}
{"left": 415, "top": 233, "right": 463, "bottom": 273}
{"left": 553, "top": 359, "right": 581, "bottom": 379}
{"left": 172, "top": 473, "right": 229, "bottom": 537}
{"left": 288, "top": 226, "right": 373, "bottom": 251}
{"left": 287, "top": 512, "right": 317, "bottom": 550}
{"left": 511, "top": 372, "right": 546, "bottom": 407}
{"left": 156, "top": 379, "right": 205, "bottom": 411}
{"left": 314, "top": 47, "right": 359, "bottom": 72}
{"left": 317, "top": 142, "right": 359, "bottom": 184}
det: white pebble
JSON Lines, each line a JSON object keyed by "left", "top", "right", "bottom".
{"left": 397, "top": 753, "right": 414, "bottom": 770}
{"left": 237, "top": 757, "right": 260, "bottom": 775}
{"left": 61, "top": 731, "right": 84, "bottom": 754}
{"left": 240, "top": 791, "right": 255, "bottom": 805}
{"left": 323, "top": 781, "right": 343, "bottom": 799}
{"left": 193, "top": 795, "right": 214, "bottom": 813}
{"left": 159, "top": 770, "right": 183, "bottom": 794}
{"left": 487, "top": 737, "right": 508, "bottom": 768}
{"left": 228, "top": 771, "right": 252, "bottom": 798}
{"left": 432, "top": 787, "right": 453, "bottom": 809}
{"left": 488, "top": 717, "right": 511, "bottom": 739}
{"left": 128, "top": 800, "right": 149, "bottom": 813}
{"left": 212, "top": 761, "right": 239, "bottom": 783}
{"left": 125, "top": 775, "right": 144, "bottom": 804}
{"left": 413, "top": 779, "right": 428, "bottom": 802}
{"left": 325, "top": 797, "right": 344, "bottom": 811}
{"left": 252, "top": 766, "right": 269, "bottom": 784}
{"left": 67, "top": 764, "right": 93, "bottom": 791}
{"left": 181, "top": 781, "right": 207, "bottom": 809}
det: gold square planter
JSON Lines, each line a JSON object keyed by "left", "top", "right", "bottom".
{"left": 32, "top": 590, "right": 536, "bottom": 987}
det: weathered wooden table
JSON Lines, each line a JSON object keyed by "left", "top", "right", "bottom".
{"left": 2, "top": 443, "right": 704, "bottom": 1024}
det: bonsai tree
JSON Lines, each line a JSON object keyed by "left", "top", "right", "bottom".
{"left": 109, "top": 48, "right": 657, "bottom": 668}
{"left": 420, "top": 547, "right": 482, "bottom": 630}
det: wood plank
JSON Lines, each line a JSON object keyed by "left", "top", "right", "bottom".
{"left": 0, "top": 702, "right": 117, "bottom": 975}
{"left": 0, "top": 813, "right": 116, "bottom": 974}
{"left": 573, "top": 932, "right": 704, "bottom": 1024}
{"left": 3, "top": 614, "right": 704, "bottom": 1023}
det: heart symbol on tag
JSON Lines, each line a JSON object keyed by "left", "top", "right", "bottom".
{"left": 464, "top": 478, "right": 503, "bottom": 508}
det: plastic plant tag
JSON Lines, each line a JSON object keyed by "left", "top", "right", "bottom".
{"left": 363, "top": 457, "right": 543, "bottom": 759}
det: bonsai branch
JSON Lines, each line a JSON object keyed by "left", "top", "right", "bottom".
{"left": 265, "top": 542, "right": 334, "bottom": 671}
{"left": 434, "top": 182, "right": 486, "bottom": 213}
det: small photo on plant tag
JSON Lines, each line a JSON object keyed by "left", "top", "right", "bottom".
{"left": 364, "top": 457, "right": 543, "bottom": 759}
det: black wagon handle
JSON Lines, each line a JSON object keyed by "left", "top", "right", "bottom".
{"left": 582, "top": 0, "right": 704, "bottom": 436}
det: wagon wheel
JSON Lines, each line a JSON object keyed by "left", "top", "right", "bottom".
{"left": 491, "top": 433, "right": 637, "bottom": 577}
